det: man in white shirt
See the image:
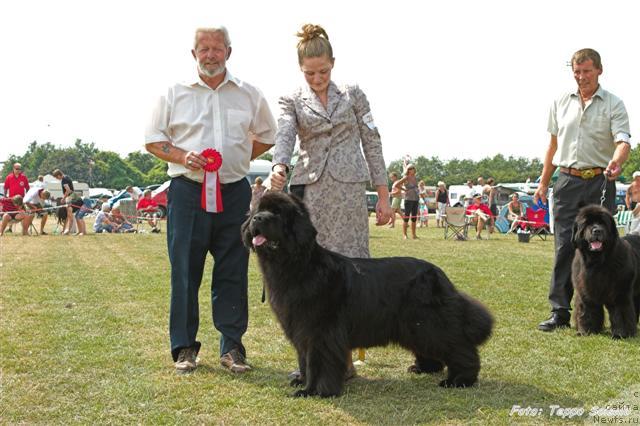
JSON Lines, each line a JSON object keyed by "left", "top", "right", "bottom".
{"left": 145, "top": 25, "right": 276, "bottom": 374}
{"left": 534, "top": 48, "right": 631, "bottom": 331}
{"left": 23, "top": 187, "right": 50, "bottom": 235}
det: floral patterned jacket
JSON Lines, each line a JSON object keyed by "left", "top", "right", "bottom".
{"left": 273, "top": 81, "right": 387, "bottom": 187}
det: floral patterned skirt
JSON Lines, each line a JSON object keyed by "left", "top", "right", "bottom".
{"left": 299, "top": 171, "right": 369, "bottom": 258}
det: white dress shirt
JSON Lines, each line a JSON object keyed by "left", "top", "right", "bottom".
{"left": 145, "top": 71, "right": 276, "bottom": 183}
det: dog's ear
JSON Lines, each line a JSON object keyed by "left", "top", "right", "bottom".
{"left": 571, "top": 218, "right": 581, "bottom": 248}
{"left": 286, "top": 193, "right": 317, "bottom": 249}
{"left": 240, "top": 214, "right": 254, "bottom": 251}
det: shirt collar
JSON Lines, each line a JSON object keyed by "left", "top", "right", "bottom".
{"left": 189, "top": 69, "right": 239, "bottom": 90}
{"left": 571, "top": 84, "right": 604, "bottom": 99}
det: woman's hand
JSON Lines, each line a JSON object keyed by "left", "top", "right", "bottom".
{"left": 267, "top": 164, "right": 288, "bottom": 191}
{"left": 375, "top": 200, "right": 393, "bottom": 226}
{"left": 374, "top": 185, "right": 393, "bottom": 226}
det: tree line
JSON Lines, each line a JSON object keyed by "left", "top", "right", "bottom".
{"left": 4, "top": 140, "right": 640, "bottom": 189}
{"left": 2, "top": 140, "right": 168, "bottom": 189}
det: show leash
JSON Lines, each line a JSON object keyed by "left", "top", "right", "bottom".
{"left": 599, "top": 170, "right": 611, "bottom": 207}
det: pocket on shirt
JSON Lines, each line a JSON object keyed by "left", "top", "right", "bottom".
{"left": 226, "top": 109, "right": 252, "bottom": 142}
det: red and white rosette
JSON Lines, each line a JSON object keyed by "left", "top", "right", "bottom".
{"left": 200, "top": 148, "right": 223, "bottom": 213}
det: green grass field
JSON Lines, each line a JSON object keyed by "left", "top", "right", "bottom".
{"left": 1, "top": 217, "right": 639, "bottom": 425}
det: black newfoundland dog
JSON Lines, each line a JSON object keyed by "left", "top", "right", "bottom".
{"left": 572, "top": 205, "right": 640, "bottom": 338}
{"left": 242, "top": 192, "right": 493, "bottom": 397}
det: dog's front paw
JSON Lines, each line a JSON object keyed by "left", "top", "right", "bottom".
{"left": 289, "top": 377, "right": 305, "bottom": 387}
{"left": 407, "top": 364, "right": 423, "bottom": 374}
{"left": 288, "top": 370, "right": 305, "bottom": 387}
{"left": 292, "top": 389, "right": 314, "bottom": 398}
{"left": 439, "top": 377, "right": 476, "bottom": 388}
{"left": 610, "top": 331, "right": 632, "bottom": 339}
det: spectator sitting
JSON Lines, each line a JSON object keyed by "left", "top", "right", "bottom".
{"left": 507, "top": 193, "right": 525, "bottom": 232}
{"left": 94, "top": 203, "right": 114, "bottom": 233}
{"left": 0, "top": 195, "right": 28, "bottom": 236}
{"left": 466, "top": 193, "right": 492, "bottom": 240}
{"left": 23, "top": 187, "right": 51, "bottom": 235}
{"left": 136, "top": 189, "right": 160, "bottom": 233}
{"left": 111, "top": 204, "right": 135, "bottom": 233}
{"left": 625, "top": 171, "right": 640, "bottom": 211}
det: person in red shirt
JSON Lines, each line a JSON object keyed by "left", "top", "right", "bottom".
{"left": 4, "top": 163, "right": 29, "bottom": 197}
{"left": 466, "top": 193, "right": 493, "bottom": 240}
{"left": 136, "top": 189, "right": 160, "bottom": 233}
{"left": 0, "top": 195, "right": 28, "bottom": 236}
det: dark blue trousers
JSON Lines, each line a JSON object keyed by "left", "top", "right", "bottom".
{"left": 548, "top": 173, "right": 615, "bottom": 313}
{"left": 167, "top": 176, "right": 251, "bottom": 361}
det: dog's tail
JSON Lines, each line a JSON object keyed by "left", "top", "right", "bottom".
{"left": 461, "top": 294, "right": 494, "bottom": 345}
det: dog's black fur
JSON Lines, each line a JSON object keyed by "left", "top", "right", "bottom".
{"left": 55, "top": 202, "right": 67, "bottom": 226}
{"left": 242, "top": 192, "right": 493, "bottom": 397}
{"left": 572, "top": 205, "right": 640, "bottom": 338}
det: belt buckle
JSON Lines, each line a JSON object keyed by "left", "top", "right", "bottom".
{"left": 580, "top": 169, "right": 595, "bottom": 179}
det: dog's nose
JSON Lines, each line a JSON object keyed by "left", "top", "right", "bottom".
{"left": 252, "top": 214, "right": 263, "bottom": 223}
{"left": 592, "top": 226, "right": 603, "bottom": 236}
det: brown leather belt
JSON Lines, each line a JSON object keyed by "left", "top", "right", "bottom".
{"left": 559, "top": 167, "right": 604, "bottom": 179}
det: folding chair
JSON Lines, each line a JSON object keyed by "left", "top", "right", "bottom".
{"left": 443, "top": 206, "right": 470, "bottom": 240}
{"left": 520, "top": 207, "right": 550, "bottom": 240}
{"left": 614, "top": 209, "right": 633, "bottom": 234}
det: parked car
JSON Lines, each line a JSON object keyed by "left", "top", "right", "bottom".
{"left": 246, "top": 159, "right": 271, "bottom": 185}
{"left": 151, "top": 180, "right": 170, "bottom": 217}
{"left": 366, "top": 191, "right": 378, "bottom": 214}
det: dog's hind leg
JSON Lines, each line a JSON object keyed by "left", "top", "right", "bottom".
{"left": 607, "top": 299, "right": 637, "bottom": 339}
{"left": 575, "top": 293, "right": 604, "bottom": 335}
{"left": 408, "top": 354, "right": 444, "bottom": 374}
{"left": 439, "top": 347, "right": 480, "bottom": 388}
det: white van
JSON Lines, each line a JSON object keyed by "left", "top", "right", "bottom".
{"left": 247, "top": 159, "right": 271, "bottom": 184}
{"left": 448, "top": 184, "right": 482, "bottom": 207}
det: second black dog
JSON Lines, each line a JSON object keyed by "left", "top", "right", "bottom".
{"left": 572, "top": 204, "right": 640, "bottom": 338}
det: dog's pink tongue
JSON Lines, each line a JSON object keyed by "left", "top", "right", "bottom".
{"left": 590, "top": 241, "right": 603, "bottom": 251}
{"left": 252, "top": 235, "right": 267, "bottom": 247}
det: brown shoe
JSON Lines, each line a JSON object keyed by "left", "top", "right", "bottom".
{"left": 220, "top": 348, "right": 252, "bottom": 373}
{"left": 175, "top": 347, "right": 197, "bottom": 374}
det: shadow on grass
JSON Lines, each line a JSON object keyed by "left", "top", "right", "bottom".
{"left": 192, "top": 362, "right": 582, "bottom": 424}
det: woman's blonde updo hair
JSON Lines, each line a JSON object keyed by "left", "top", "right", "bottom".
{"left": 296, "top": 24, "right": 333, "bottom": 66}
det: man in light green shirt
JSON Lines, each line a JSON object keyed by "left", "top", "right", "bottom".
{"left": 534, "top": 48, "right": 631, "bottom": 331}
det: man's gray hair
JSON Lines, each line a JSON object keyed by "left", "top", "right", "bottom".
{"left": 194, "top": 26, "right": 231, "bottom": 49}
